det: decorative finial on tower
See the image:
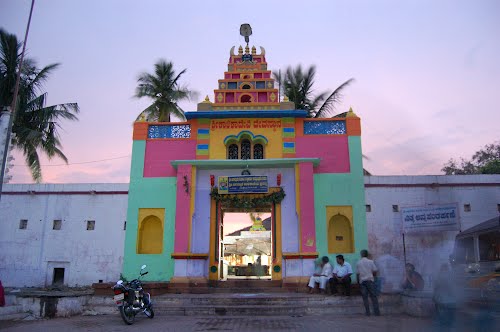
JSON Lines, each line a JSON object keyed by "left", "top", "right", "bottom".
{"left": 202, "top": 95, "right": 211, "bottom": 103}
{"left": 240, "top": 23, "right": 252, "bottom": 46}
{"left": 251, "top": 46, "right": 256, "bottom": 55}
{"left": 346, "top": 107, "right": 357, "bottom": 117}
{"left": 245, "top": 44, "right": 250, "bottom": 54}
{"left": 238, "top": 45, "right": 243, "bottom": 55}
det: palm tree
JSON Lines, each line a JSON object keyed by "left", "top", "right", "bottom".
{"left": 273, "top": 65, "right": 354, "bottom": 118}
{"left": 134, "top": 59, "right": 194, "bottom": 122}
{"left": 0, "top": 29, "right": 79, "bottom": 182}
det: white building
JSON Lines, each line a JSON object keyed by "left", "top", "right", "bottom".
{"left": 0, "top": 176, "right": 498, "bottom": 288}
{"left": 0, "top": 183, "right": 128, "bottom": 287}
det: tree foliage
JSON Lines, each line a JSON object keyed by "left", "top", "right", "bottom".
{"left": 273, "top": 64, "right": 354, "bottom": 118}
{"left": 134, "top": 59, "right": 195, "bottom": 122}
{"left": 0, "top": 29, "right": 79, "bottom": 182}
{"left": 442, "top": 142, "right": 500, "bottom": 175}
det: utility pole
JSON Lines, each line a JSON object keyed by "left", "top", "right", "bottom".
{"left": 0, "top": 0, "right": 36, "bottom": 202}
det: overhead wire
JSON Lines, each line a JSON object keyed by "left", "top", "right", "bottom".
{"left": 13, "top": 155, "right": 131, "bottom": 167}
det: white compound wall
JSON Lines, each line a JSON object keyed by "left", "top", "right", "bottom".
{"left": 364, "top": 175, "right": 500, "bottom": 291}
{"left": 0, "top": 183, "right": 128, "bottom": 287}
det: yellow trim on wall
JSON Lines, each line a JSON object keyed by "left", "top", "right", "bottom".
{"left": 137, "top": 208, "right": 165, "bottom": 254}
{"left": 272, "top": 201, "right": 283, "bottom": 280}
{"left": 208, "top": 198, "right": 218, "bottom": 281}
{"left": 326, "top": 206, "right": 354, "bottom": 254}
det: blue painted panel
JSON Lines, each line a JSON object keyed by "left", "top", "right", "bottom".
{"left": 283, "top": 142, "right": 295, "bottom": 148}
{"left": 303, "top": 121, "right": 346, "bottom": 135}
{"left": 283, "top": 127, "right": 295, "bottom": 133}
{"left": 148, "top": 124, "right": 191, "bottom": 139}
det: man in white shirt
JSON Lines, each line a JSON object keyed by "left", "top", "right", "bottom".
{"left": 308, "top": 256, "right": 333, "bottom": 294}
{"left": 330, "top": 255, "right": 353, "bottom": 296}
{"left": 356, "top": 249, "right": 380, "bottom": 316}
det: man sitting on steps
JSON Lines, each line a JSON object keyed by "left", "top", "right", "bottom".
{"left": 330, "top": 255, "right": 353, "bottom": 296}
{"left": 307, "top": 256, "right": 333, "bottom": 294}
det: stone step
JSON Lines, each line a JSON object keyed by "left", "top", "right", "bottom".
{"left": 86, "top": 293, "right": 402, "bottom": 317}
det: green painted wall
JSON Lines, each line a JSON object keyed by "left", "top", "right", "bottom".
{"left": 313, "top": 136, "right": 367, "bottom": 273}
{"left": 122, "top": 140, "right": 177, "bottom": 281}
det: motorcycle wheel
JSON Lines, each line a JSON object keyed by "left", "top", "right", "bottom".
{"left": 144, "top": 305, "right": 155, "bottom": 319}
{"left": 119, "top": 304, "right": 135, "bottom": 325}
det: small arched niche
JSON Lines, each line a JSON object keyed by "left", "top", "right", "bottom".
{"left": 328, "top": 214, "right": 354, "bottom": 253}
{"left": 240, "top": 94, "right": 252, "bottom": 103}
{"left": 137, "top": 215, "right": 163, "bottom": 254}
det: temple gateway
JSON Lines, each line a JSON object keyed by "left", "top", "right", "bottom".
{"left": 122, "top": 32, "right": 367, "bottom": 287}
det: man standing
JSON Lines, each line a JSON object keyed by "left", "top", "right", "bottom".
{"left": 357, "top": 249, "right": 380, "bottom": 316}
{"left": 330, "top": 255, "right": 353, "bottom": 296}
{"left": 308, "top": 256, "right": 333, "bottom": 294}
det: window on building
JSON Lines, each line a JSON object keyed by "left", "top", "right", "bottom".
{"left": 19, "top": 219, "right": 28, "bottom": 229}
{"left": 123, "top": 221, "right": 127, "bottom": 230}
{"left": 228, "top": 144, "right": 239, "bottom": 159}
{"left": 241, "top": 84, "right": 252, "bottom": 89}
{"left": 241, "top": 139, "right": 251, "bottom": 159}
{"left": 53, "top": 220, "right": 62, "bottom": 230}
{"left": 497, "top": 204, "right": 500, "bottom": 213}
{"left": 53, "top": 268, "right": 65, "bottom": 285}
{"left": 392, "top": 205, "right": 399, "bottom": 212}
{"left": 366, "top": 205, "right": 371, "bottom": 212}
{"left": 86, "top": 220, "right": 95, "bottom": 230}
{"left": 253, "top": 144, "right": 264, "bottom": 159}
{"left": 226, "top": 138, "right": 266, "bottom": 160}
{"left": 464, "top": 204, "right": 471, "bottom": 212}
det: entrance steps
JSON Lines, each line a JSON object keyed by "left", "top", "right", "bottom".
{"left": 167, "top": 279, "right": 287, "bottom": 294}
{"left": 86, "top": 293, "right": 402, "bottom": 317}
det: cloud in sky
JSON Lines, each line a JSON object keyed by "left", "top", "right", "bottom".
{"left": 2, "top": 0, "right": 499, "bottom": 183}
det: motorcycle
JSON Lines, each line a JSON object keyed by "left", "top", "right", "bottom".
{"left": 112, "top": 264, "right": 154, "bottom": 325}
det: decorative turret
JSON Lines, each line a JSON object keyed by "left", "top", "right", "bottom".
{"left": 198, "top": 24, "right": 283, "bottom": 111}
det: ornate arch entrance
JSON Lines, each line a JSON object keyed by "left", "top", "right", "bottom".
{"left": 208, "top": 188, "right": 283, "bottom": 281}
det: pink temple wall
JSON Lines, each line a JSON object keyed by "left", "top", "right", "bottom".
{"left": 144, "top": 140, "right": 197, "bottom": 177}
{"left": 174, "top": 164, "right": 192, "bottom": 252}
{"left": 226, "top": 93, "right": 235, "bottom": 103}
{"left": 299, "top": 162, "right": 317, "bottom": 252}
{"left": 295, "top": 136, "right": 350, "bottom": 174}
{"left": 258, "top": 92, "right": 267, "bottom": 102}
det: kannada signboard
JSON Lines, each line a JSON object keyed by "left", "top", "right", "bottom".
{"left": 402, "top": 203, "right": 460, "bottom": 233}
{"left": 218, "top": 176, "right": 268, "bottom": 194}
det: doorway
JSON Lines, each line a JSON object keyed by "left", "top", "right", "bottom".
{"left": 221, "top": 211, "right": 272, "bottom": 280}
{"left": 208, "top": 189, "right": 283, "bottom": 281}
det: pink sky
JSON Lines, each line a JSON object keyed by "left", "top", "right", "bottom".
{"left": 1, "top": 0, "right": 499, "bottom": 183}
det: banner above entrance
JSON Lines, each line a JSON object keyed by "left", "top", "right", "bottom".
{"left": 218, "top": 176, "right": 268, "bottom": 194}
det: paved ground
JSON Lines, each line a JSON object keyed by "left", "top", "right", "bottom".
{"left": 0, "top": 313, "right": 493, "bottom": 332}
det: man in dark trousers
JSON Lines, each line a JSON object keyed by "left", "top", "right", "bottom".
{"left": 356, "top": 249, "right": 380, "bottom": 316}
{"left": 330, "top": 255, "right": 353, "bottom": 296}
